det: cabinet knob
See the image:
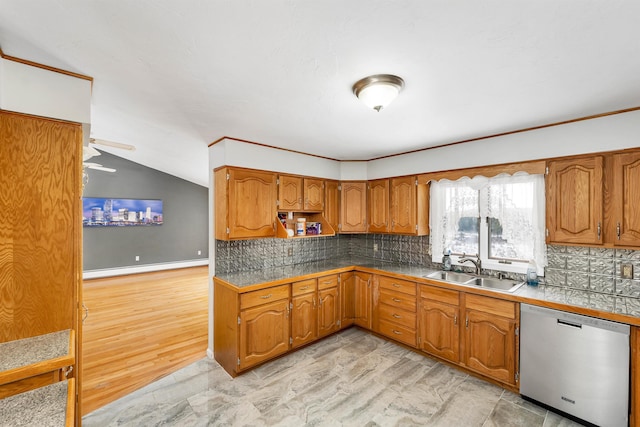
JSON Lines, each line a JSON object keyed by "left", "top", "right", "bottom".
{"left": 392, "top": 313, "right": 401, "bottom": 319}
{"left": 392, "top": 330, "right": 402, "bottom": 335}
{"left": 392, "top": 297, "right": 401, "bottom": 303}
{"left": 260, "top": 294, "right": 272, "bottom": 299}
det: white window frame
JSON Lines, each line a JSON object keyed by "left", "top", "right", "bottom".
{"left": 430, "top": 173, "right": 546, "bottom": 275}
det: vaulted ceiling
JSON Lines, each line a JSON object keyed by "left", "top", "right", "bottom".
{"left": 1, "top": 1, "right": 639, "bottom": 186}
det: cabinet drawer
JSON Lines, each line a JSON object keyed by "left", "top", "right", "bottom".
{"left": 378, "top": 319, "right": 417, "bottom": 347}
{"left": 378, "top": 303, "right": 416, "bottom": 329}
{"left": 240, "top": 285, "right": 290, "bottom": 309}
{"left": 292, "top": 279, "right": 317, "bottom": 296}
{"left": 465, "top": 294, "right": 517, "bottom": 319}
{"left": 378, "top": 276, "right": 416, "bottom": 296}
{"left": 379, "top": 288, "right": 416, "bottom": 312}
{"left": 317, "top": 274, "right": 339, "bottom": 290}
{"left": 420, "top": 285, "right": 459, "bottom": 306}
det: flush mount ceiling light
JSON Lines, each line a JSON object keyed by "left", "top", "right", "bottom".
{"left": 352, "top": 74, "right": 405, "bottom": 112}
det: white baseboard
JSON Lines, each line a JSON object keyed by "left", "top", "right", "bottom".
{"left": 206, "top": 348, "right": 214, "bottom": 359}
{"left": 83, "top": 259, "right": 210, "bottom": 279}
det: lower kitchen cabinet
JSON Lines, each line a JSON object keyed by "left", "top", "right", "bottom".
{"left": 375, "top": 275, "right": 417, "bottom": 347}
{"left": 239, "top": 297, "right": 290, "bottom": 370}
{"left": 318, "top": 275, "right": 340, "bottom": 337}
{"left": 418, "top": 286, "right": 460, "bottom": 363}
{"left": 340, "top": 272, "right": 356, "bottom": 328}
{"left": 291, "top": 279, "right": 318, "bottom": 349}
{"left": 463, "top": 294, "right": 518, "bottom": 386}
{"left": 354, "top": 272, "right": 373, "bottom": 329}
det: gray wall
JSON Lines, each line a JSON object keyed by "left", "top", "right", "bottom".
{"left": 83, "top": 150, "right": 208, "bottom": 271}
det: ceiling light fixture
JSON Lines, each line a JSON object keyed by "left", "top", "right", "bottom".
{"left": 352, "top": 74, "right": 405, "bottom": 112}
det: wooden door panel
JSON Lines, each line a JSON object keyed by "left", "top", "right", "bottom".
{"left": 292, "top": 294, "right": 317, "bottom": 348}
{"left": 324, "top": 180, "right": 340, "bottom": 232}
{"left": 546, "top": 157, "right": 603, "bottom": 244}
{"left": 239, "top": 299, "right": 289, "bottom": 369}
{"left": 368, "top": 179, "right": 389, "bottom": 233}
{"left": 340, "top": 182, "right": 367, "bottom": 233}
{"left": 304, "top": 178, "right": 324, "bottom": 211}
{"left": 464, "top": 310, "right": 515, "bottom": 385}
{"left": 390, "top": 176, "right": 416, "bottom": 234}
{"left": 229, "top": 169, "right": 277, "bottom": 238}
{"left": 279, "top": 175, "right": 302, "bottom": 210}
{"left": 354, "top": 272, "right": 372, "bottom": 328}
{"left": 419, "top": 300, "right": 460, "bottom": 363}
{"left": 613, "top": 152, "right": 640, "bottom": 246}
{"left": 340, "top": 272, "right": 355, "bottom": 327}
{"left": 318, "top": 287, "right": 339, "bottom": 337}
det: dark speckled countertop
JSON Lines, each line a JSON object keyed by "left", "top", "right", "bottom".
{"left": 215, "top": 257, "right": 640, "bottom": 325}
{"left": 0, "top": 381, "right": 69, "bottom": 426}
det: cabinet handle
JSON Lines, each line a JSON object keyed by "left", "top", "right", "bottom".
{"left": 286, "top": 305, "right": 289, "bottom": 318}
{"left": 454, "top": 315, "right": 457, "bottom": 325}
{"left": 617, "top": 222, "right": 621, "bottom": 240}
{"left": 392, "top": 297, "right": 401, "bottom": 303}
{"left": 313, "top": 298, "right": 316, "bottom": 308}
{"left": 597, "top": 222, "right": 601, "bottom": 240}
{"left": 392, "top": 283, "right": 401, "bottom": 288}
{"left": 260, "top": 294, "right": 272, "bottom": 299}
{"left": 299, "top": 286, "right": 309, "bottom": 290}
{"left": 82, "top": 303, "right": 89, "bottom": 323}
{"left": 465, "top": 317, "right": 469, "bottom": 328}
{"left": 392, "top": 313, "right": 401, "bottom": 319}
{"left": 322, "top": 281, "right": 332, "bottom": 284}
{"left": 392, "top": 330, "right": 402, "bottom": 335}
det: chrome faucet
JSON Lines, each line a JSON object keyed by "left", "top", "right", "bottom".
{"left": 459, "top": 254, "right": 482, "bottom": 275}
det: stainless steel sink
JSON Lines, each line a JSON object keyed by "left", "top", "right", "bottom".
{"left": 464, "top": 277, "right": 525, "bottom": 293}
{"left": 425, "top": 271, "right": 474, "bottom": 283}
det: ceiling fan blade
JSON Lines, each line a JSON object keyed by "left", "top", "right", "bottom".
{"left": 83, "top": 145, "right": 101, "bottom": 161}
{"left": 90, "top": 138, "right": 136, "bottom": 151}
{"left": 84, "top": 163, "right": 116, "bottom": 173}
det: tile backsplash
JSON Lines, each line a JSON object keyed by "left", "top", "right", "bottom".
{"left": 215, "top": 235, "right": 640, "bottom": 299}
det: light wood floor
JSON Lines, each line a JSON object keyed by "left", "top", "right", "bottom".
{"left": 81, "top": 266, "right": 209, "bottom": 416}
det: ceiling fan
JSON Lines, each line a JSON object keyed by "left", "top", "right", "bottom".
{"left": 83, "top": 138, "right": 136, "bottom": 173}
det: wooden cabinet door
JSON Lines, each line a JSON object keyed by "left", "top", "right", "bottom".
{"left": 226, "top": 168, "right": 277, "bottom": 239}
{"left": 318, "top": 287, "right": 340, "bottom": 337}
{"left": 611, "top": 152, "right": 640, "bottom": 246}
{"left": 340, "top": 272, "right": 355, "bottom": 327}
{"left": 390, "top": 176, "right": 416, "bottom": 234}
{"left": 324, "top": 180, "right": 340, "bottom": 232}
{"left": 239, "top": 299, "right": 290, "bottom": 370}
{"left": 304, "top": 178, "right": 324, "bottom": 211}
{"left": 340, "top": 181, "right": 367, "bottom": 233}
{"left": 291, "top": 293, "right": 317, "bottom": 348}
{"left": 368, "top": 179, "right": 389, "bottom": 233}
{"left": 419, "top": 299, "right": 460, "bottom": 363}
{"left": 463, "top": 309, "right": 516, "bottom": 385}
{"left": 546, "top": 157, "right": 604, "bottom": 244}
{"left": 354, "top": 272, "right": 372, "bottom": 329}
{"left": 279, "top": 175, "right": 303, "bottom": 210}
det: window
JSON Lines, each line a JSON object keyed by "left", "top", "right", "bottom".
{"left": 430, "top": 173, "right": 546, "bottom": 274}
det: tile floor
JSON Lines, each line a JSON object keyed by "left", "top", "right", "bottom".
{"left": 83, "top": 328, "right": 584, "bottom": 426}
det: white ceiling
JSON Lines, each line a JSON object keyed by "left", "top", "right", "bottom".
{"left": 1, "top": 1, "right": 639, "bottom": 187}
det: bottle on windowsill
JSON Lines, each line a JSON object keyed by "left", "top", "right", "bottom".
{"left": 526, "top": 259, "right": 539, "bottom": 286}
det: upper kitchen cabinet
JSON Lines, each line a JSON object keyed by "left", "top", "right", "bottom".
{"left": 215, "top": 167, "right": 277, "bottom": 240}
{"left": 324, "top": 180, "right": 340, "bottom": 232}
{"left": 546, "top": 156, "right": 604, "bottom": 245}
{"left": 390, "top": 176, "right": 429, "bottom": 235}
{"left": 340, "top": 181, "right": 367, "bottom": 233}
{"left": 547, "top": 150, "right": 640, "bottom": 248}
{"left": 609, "top": 151, "right": 640, "bottom": 247}
{"left": 277, "top": 175, "right": 324, "bottom": 211}
{"left": 368, "top": 179, "right": 390, "bottom": 233}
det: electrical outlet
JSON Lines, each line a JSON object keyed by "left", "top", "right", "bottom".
{"left": 373, "top": 243, "right": 379, "bottom": 252}
{"left": 621, "top": 263, "right": 634, "bottom": 279}
{"left": 287, "top": 248, "right": 293, "bottom": 256}
{"left": 197, "top": 250, "right": 201, "bottom": 255}
{"left": 135, "top": 255, "right": 140, "bottom": 261}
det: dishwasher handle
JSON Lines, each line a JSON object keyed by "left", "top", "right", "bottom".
{"left": 557, "top": 318, "right": 582, "bottom": 329}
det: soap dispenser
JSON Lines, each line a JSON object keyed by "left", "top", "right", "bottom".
{"left": 442, "top": 249, "right": 452, "bottom": 271}
{"left": 526, "top": 259, "right": 539, "bottom": 286}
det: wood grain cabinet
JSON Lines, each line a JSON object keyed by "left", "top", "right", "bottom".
{"left": 354, "top": 272, "right": 373, "bottom": 329}
{"left": 291, "top": 279, "right": 318, "bottom": 349}
{"left": 368, "top": 179, "right": 390, "bottom": 233}
{"left": 324, "top": 180, "right": 340, "bottom": 232}
{"left": 339, "top": 272, "right": 356, "bottom": 328}
{"left": 340, "top": 181, "right": 368, "bottom": 233}
{"left": 463, "top": 294, "right": 518, "bottom": 386}
{"left": 278, "top": 175, "right": 325, "bottom": 211}
{"left": 546, "top": 156, "right": 604, "bottom": 245}
{"left": 238, "top": 285, "right": 291, "bottom": 370}
{"left": 547, "top": 150, "right": 640, "bottom": 248}
{"left": 375, "top": 276, "right": 417, "bottom": 347}
{"left": 418, "top": 286, "right": 460, "bottom": 363}
{"left": 610, "top": 151, "right": 640, "bottom": 246}
{"left": 317, "top": 275, "right": 340, "bottom": 337}
{"left": 215, "top": 167, "right": 277, "bottom": 240}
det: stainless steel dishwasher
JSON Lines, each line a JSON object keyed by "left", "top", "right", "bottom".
{"left": 520, "top": 304, "right": 630, "bottom": 427}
